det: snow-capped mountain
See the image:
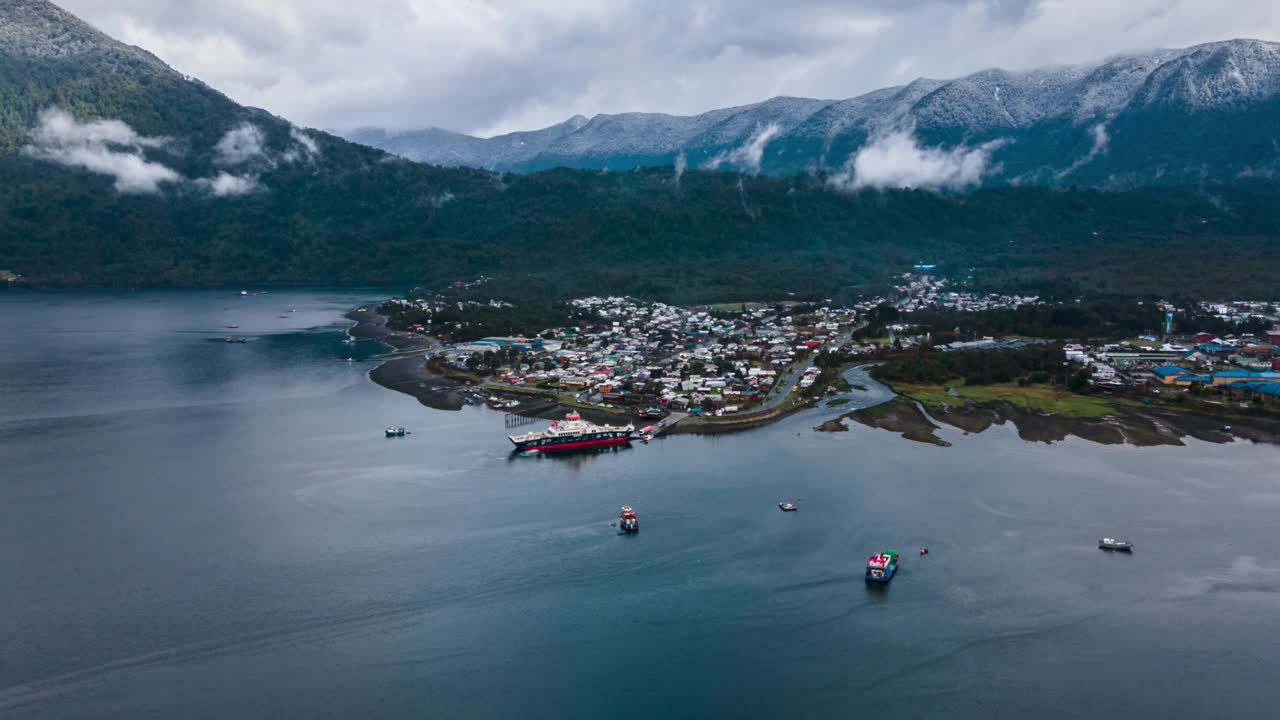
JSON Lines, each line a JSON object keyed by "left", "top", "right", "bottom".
{"left": 344, "top": 39, "right": 1280, "bottom": 186}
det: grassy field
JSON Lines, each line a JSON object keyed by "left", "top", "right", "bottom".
{"left": 894, "top": 384, "right": 966, "bottom": 411}
{"left": 954, "top": 384, "right": 1117, "bottom": 417}
{"left": 706, "top": 302, "right": 772, "bottom": 312}
{"left": 1125, "top": 337, "right": 1162, "bottom": 349}
{"left": 894, "top": 381, "right": 1120, "bottom": 417}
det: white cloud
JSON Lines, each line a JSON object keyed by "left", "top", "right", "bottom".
{"left": 22, "top": 108, "right": 181, "bottom": 193}
{"left": 196, "top": 171, "right": 260, "bottom": 196}
{"left": 424, "top": 191, "right": 454, "bottom": 208}
{"left": 829, "top": 129, "right": 1006, "bottom": 191}
{"left": 287, "top": 126, "right": 319, "bottom": 158}
{"left": 57, "top": 1, "right": 1280, "bottom": 136}
{"left": 23, "top": 109, "right": 268, "bottom": 197}
{"left": 703, "top": 124, "right": 781, "bottom": 175}
{"left": 1055, "top": 122, "right": 1110, "bottom": 179}
{"left": 214, "top": 122, "right": 268, "bottom": 165}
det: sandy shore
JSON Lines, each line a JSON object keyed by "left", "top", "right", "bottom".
{"left": 346, "top": 307, "right": 468, "bottom": 411}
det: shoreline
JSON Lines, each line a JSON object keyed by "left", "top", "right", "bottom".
{"left": 346, "top": 306, "right": 468, "bottom": 412}
{"left": 350, "top": 304, "right": 1280, "bottom": 449}
{"left": 351, "top": 304, "right": 831, "bottom": 432}
{"left": 841, "top": 386, "right": 1280, "bottom": 448}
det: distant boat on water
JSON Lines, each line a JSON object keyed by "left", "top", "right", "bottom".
{"left": 866, "top": 549, "right": 899, "bottom": 583}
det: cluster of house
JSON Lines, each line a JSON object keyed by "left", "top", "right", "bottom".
{"left": 855, "top": 273, "right": 1039, "bottom": 314}
{"left": 433, "top": 296, "right": 859, "bottom": 415}
{"left": 1198, "top": 300, "right": 1279, "bottom": 324}
{"left": 1066, "top": 329, "right": 1280, "bottom": 405}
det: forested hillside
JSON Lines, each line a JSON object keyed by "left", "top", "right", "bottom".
{"left": 3, "top": 0, "right": 1280, "bottom": 301}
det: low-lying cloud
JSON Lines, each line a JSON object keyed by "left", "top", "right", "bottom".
{"left": 1055, "top": 122, "right": 1110, "bottom": 179}
{"left": 703, "top": 123, "right": 781, "bottom": 176}
{"left": 214, "top": 122, "right": 268, "bottom": 165}
{"left": 23, "top": 108, "right": 181, "bottom": 193}
{"left": 283, "top": 126, "right": 320, "bottom": 163}
{"left": 830, "top": 129, "right": 1006, "bottom": 191}
{"left": 673, "top": 150, "right": 687, "bottom": 186}
{"left": 196, "top": 171, "right": 259, "bottom": 196}
{"left": 24, "top": 110, "right": 328, "bottom": 197}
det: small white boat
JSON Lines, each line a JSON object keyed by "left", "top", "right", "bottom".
{"left": 778, "top": 502, "right": 798, "bottom": 512}
{"left": 385, "top": 427, "right": 406, "bottom": 437}
{"left": 1098, "top": 538, "right": 1133, "bottom": 551}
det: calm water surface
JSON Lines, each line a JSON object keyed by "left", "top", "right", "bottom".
{"left": 2, "top": 290, "right": 1279, "bottom": 719}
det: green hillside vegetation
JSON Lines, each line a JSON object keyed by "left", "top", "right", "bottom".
{"left": 7, "top": 150, "right": 1280, "bottom": 300}
{"left": 3, "top": 0, "right": 1280, "bottom": 299}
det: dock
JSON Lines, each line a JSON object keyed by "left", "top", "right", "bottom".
{"left": 647, "top": 412, "right": 689, "bottom": 437}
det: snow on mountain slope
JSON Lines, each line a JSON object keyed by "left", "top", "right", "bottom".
{"left": 342, "top": 39, "right": 1280, "bottom": 185}
{"left": 1132, "top": 39, "right": 1280, "bottom": 109}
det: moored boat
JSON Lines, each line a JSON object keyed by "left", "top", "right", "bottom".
{"left": 866, "top": 549, "right": 899, "bottom": 582}
{"left": 618, "top": 506, "right": 639, "bottom": 533}
{"left": 1098, "top": 537, "right": 1133, "bottom": 551}
{"left": 508, "top": 413, "right": 634, "bottom": 453}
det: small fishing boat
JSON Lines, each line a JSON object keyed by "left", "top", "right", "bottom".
{"left": 618, "top": 506, "right": 639, "bottom": 534}
{"left": 778, "top": 502, "right": 798, "bottom": 512}
{"left": 1098, "top": 538, "right": 1133, "bottom": 552}
{"left": 225, "top": 324, "right": 239, "bottom": 329}
{"left": 224, "top": 337, "right": 246, "bottom": 344}
{"left": 866, "top": 549, "right": 899, "bottom": 583}
{"left": 385, "top": 427, "right": 406, "bottom": 437}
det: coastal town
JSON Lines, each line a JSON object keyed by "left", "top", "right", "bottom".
{"left": 370, "top": 272, "right": 1280, "bottom": 439}
{"left": 386, "top": 294, "right": 863, "bottom": 420}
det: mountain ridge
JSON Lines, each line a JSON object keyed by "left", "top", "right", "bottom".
{"left": 341, "top": 39, "right": 1280, "bottom": 186}
{"left": 2, "top": 0, "right": 1280, "bottom": 298}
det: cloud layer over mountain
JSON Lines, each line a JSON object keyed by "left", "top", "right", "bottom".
{"left": 59, "top": 0, "right": 1280, "bottom": 137}
{"left": 829, "top": 130, "right": 1006, "bottom": 190}
{"left": 23, "top": 108, "right": 180, "bottom": 193}
{"left": 21, "top": 108, "right": 317, "bottom": 196}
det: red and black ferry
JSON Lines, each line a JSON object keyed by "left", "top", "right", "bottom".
{"left": 508, "top": 413, "right": 635, "bottom": 453}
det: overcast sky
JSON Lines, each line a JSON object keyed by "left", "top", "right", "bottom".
{"left": 60, "top": 0, "right": 1280, "bottom": 137}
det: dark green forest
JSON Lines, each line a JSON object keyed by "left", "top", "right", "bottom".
{"left": 4, "top": 1, "right": 1280, "bottom": 302}
{"left": 6, "top": 152, "right": 1280, "bottom": 302}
